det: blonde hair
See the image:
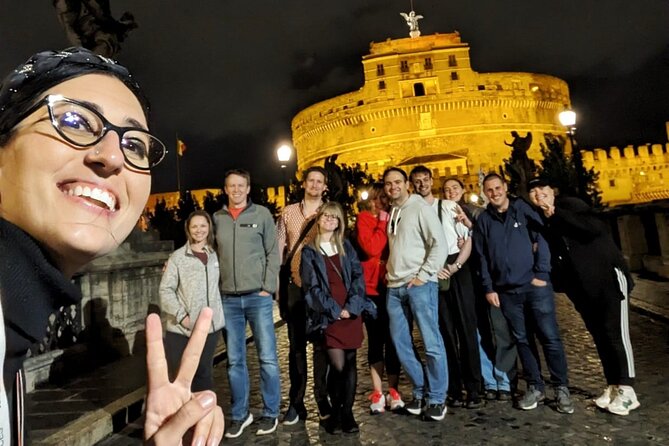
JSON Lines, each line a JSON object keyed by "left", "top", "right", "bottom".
{"left": 311, "top": 202, "right": 346, "bottom": 256}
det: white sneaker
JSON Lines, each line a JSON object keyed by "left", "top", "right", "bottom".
{"left": 607, "top": 386, "right": 640, "bottom": 416}
{"left": 594, "top": 385, "right": 617, "bottom": 409}
{"left": 369, "top": 391, "right": 386, "bottom": 414}
{"left": 386, "top": 388, "right": 405, "bottom": 411}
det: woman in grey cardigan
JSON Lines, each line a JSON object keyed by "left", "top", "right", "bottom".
{"left": 159, "top": 210, "right": 225, "bottom": 391}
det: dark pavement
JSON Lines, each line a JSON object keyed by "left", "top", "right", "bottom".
{"left": 28, "top": 274, "right": 669, "bottom": 445}
{"left": 94, "top": 289, "right": 669, "bottom": 446}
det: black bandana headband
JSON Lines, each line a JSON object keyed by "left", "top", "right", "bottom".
{"left": 0, "top": 47, "right": 149, "bottom": 143}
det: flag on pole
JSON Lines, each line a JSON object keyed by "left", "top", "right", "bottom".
{"left": 176, "top": 138, "right": 188, "bottom": 156}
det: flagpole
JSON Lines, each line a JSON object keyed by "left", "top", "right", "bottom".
{"left": 175, "top": 134, "right": 182, "bottom": 196}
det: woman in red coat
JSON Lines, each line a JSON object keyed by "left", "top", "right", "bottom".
{"left": 355, "top": 183, "right": 404, "bottom": 414}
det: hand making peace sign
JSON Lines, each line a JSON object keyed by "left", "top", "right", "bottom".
{"left": 144, "top": 308, "right": 225, "bottom": 445}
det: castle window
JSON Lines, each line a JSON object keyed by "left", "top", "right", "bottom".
{"left": 478, "top": 85, "right": 485, "bottom": 91}
{"left": 609, "top": 179, "right": 616, "bottom": 187}
{"left": 413, "top": 83, "right": 425, "bottom": 97}
{"left": 424, "top": 58, "right": 433, "bottom": 70}
{"left": 376, "top": 64, "right": 385, "bottom": 76}
{"left": 451, "top": 72, "right": 459, "bottom": 81}
{"left": 400, "top": 60, "right": 409, "bottom": 72}
{"left": 378, "top": 80, "right": 386, "bottom": 90}
{"left": 448, "top": 55, "right": 457, "bottom": 67}
{"left": 357, "top": 100, "right": 364, "bottom": 106}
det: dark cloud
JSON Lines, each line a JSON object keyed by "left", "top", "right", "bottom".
{"left": 1, "top": 0, "right": 668, "bottom": 192}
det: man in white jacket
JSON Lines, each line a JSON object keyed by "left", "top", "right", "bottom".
{"left": 383, "top": 167, "right": 448, "bottom": 421}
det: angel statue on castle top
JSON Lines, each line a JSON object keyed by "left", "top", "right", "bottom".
{"left": 400, "top": 10, "right": 423, "bottom": 37}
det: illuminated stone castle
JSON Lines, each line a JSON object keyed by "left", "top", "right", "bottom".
{"left": 291, "top": 21, "right": 669, "bottom": 206}
{"left": 292, "top": 30, "right": 571, "bottom": 190}
{"left": 584, "top": 143, "right": 669, "bottom": 206}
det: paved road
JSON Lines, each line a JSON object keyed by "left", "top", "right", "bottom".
{"left": 99, "top": 295, "right": 669, "bottom": 445}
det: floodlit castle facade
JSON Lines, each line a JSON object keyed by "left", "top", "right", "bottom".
{"left": 291, "top": 29, "right": 669, "bottom": 206}
{"left": 292, "top": 31, "right": 570, "bottom": 193}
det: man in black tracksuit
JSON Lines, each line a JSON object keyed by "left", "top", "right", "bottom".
{"left": 528, "top": 177, "right": 640, "bottom": 416}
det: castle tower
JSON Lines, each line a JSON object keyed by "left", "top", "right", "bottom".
{"left": 291, "top": 25, "right": 571, "bottom": 188}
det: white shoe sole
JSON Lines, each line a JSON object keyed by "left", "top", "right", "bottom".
{"left": 406, "top": 406, "right": 423, "bottom": 416}
{"left": 519, "top": 402, "right": 538, "bottom": 410}
{"left": 282, "top": 415, "right": 300, "bottom": 426}
{"left": 256, "top": 419, "right": 278, "bottom": 435}
{"left": 425, "top": 406, "right": 447, "bottom": 421}
{"left": 225, "top": 414, "right": 254, "bottom": 438}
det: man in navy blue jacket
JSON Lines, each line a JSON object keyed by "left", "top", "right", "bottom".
{"left": 473, "top": 173, "right": 574, "bottom": 414}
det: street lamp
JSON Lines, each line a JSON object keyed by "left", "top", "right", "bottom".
{"left": 276, "top": 144, "right": 293, "bottom": 168}
{"left": 558, "top": 108, "right": 577, "bottom": 152}
{"left": 276, "top": 144, "right": 293, "bottom": 206}
{"left": 558, "top": 108, "right": 587, "bottom": 197}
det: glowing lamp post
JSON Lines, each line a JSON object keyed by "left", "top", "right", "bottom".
{"left": 558, "top": 108, "right": 588, "bottom": 197}
{"left": 276, "top": 144, "right": 293, "bottom": 206}
{"left": 558, "top": 108, "right": 577, "bottom": 152}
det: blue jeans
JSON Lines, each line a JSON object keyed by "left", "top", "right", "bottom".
{"left": 387, "top": 281, "right": 447, "bottom": 404}
{"left": 222, "top": 293, "right": 281, "bottom": 420}
{"left": 478, "top": 330, "right": 510, "bottom": 392}
{"left": 499, "top": 284, "right": 569, "bottom": 391}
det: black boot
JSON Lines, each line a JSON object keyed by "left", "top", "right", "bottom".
{"left": 325, "top": 407, "right": 341, "bottom": 434}
{"left": 341, "top": 410, "right": 359, "bottom": 433}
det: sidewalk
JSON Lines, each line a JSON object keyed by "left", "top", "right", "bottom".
{"left": 27, "top": 307, "right": 284, "bottom": 446}
{"left": 630, "top": 273, "right": 669, "bottom": 323}
{"left": 27, "top": 276, "right": 668, "bottom": 445}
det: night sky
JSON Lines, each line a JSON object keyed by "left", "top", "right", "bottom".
{"left": 1, "top": 0, "right": 668, "bottom": 192}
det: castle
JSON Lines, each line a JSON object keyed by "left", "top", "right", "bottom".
{"left": 584, "top": 143, "right": 669, "bottom": 206}
{"left": 291, "top": 19, "right": 669, "bottom": 206}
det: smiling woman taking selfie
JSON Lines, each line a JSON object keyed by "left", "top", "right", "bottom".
{"left": 0, "top": 47, "right": 223, "bottom": 445}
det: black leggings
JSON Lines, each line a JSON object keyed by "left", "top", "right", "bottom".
{"left": 365, "top": 293, "right": 401, "bottom": 375}
{"left": 285, "top": 282, "right": 329, "bottom": 411}
{"left": 164, "top": 330, "right": 220, "bottom": 392}
{"left": 327, "top": 348, "right": 358, "bottom": 416}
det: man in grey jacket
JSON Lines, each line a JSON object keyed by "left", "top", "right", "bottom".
{"left": 214, "top": 169, "right": 281, "bottom": 438}
{"left": 383, "top": 167, "right": 448, "bottom": 421}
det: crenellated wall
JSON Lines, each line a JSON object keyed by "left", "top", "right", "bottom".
{"left": 582, "top": 143, "right": 669, "bottom": 205}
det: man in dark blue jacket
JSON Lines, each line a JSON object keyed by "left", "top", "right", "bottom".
{"left": 473, "top": 173, "right": 573, "bottom": 414}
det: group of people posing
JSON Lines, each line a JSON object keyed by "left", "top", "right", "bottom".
{"left": 0, "top": 45, "right": 640, "bottom": 444}
{"left": 160, "top": 162, "right": 640, "bottom": 440}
